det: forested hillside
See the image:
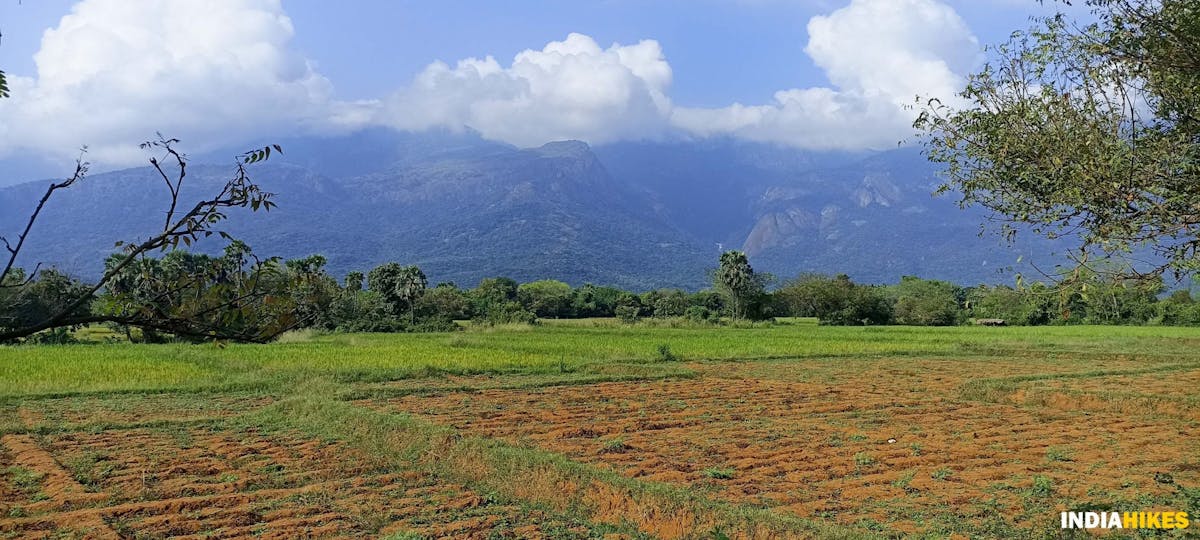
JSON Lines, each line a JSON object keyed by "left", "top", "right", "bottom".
{"left": 0, "top": 129, "right": 1056, "bottom": 289}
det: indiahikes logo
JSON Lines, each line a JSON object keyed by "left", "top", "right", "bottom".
{"left": 1061, "top": 511, "right": 1190, "bottom": 530}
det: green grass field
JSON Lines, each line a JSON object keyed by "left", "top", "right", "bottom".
{"left": 3, "top": 323, "right": 1197, "bottom": 398}
{"left": 2, "top": 323, "right": 1199, "bottom": 538}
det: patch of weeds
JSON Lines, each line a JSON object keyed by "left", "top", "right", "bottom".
{"left": 381, "top": 532, "right": 426, "bottom": 540}
{"left": 219, "top": 473, "right": 239, "bottom": 483}
{"left": 66, "top": 451, "right": 115, "bottom": 491}
{"left": 259, "top": 463, "right": 285, "bottom": 475}
{"left": 169, "top": 428, "right": 195, "bottom": 450}
{"left": 816, "top": 510, "right": 838, "bottom": 520}
{"left": 6, "top": 466, "right": 45, "bottom": 498}
{"left": 893, "top": 469, "right": 917, "bottom": 490}
{"left": 909, "top": 443, "right": 923, "bottom": 456}
{"left": 664, "top": 399, "right": 688, "bottom": 411}
{"left": 848, "top": 433, "right": 869, "bottom": 442}
{"left": 707, "top": 528, "right": 732, "bottom": 540}
{"left": 656, "top": 344, "right": 678, "bottom": 362}
{"left": 932, "top": 467, "right": 953, "bottom": 481}
{"left": 1045, "top": 447, "right": 1074, "bottom": 463}
{"left": 108, "top": 517, "right": 138, "bottom": 538}
{"left": 285, "top": 491, "right": 337, "bottom": 511}
{"left": 854, "top": 452, "right": 877, "bottom": 468}
{"left": 1029, "top": 475, "right": 1055, "bottom": 498}
{"left": 351, "top": 509, "right": 394, "bottom": 534}
{"left": 827, "top": 434, "right": 844, "bottom": 448}
{"left": 702, "top": 467, "right": 736, "bottom": 480}
{"left": 599, "top": 437, "right": 631, "bottom": 454}
{"left": 854, "top": 518, "right": 888, "bottom": 532}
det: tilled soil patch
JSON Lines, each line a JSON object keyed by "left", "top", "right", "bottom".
{"left": 368, "top": 373, "right": 1200, "bottom": 533}
{"left": 0, "top": 427, "right": 596, "bottom": 539}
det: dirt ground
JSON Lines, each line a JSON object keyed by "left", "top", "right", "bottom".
{"left": 366, "top": 359, "right": 1200, "bottom": 533}
{"left": 0, "top": 427, "right": 593, "bottom": 539}
{"left": 3, "top": 356, "right": 1197, "bottom": 538}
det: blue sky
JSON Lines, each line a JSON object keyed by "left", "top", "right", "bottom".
{"left": 0, "top": 0, "right": 1075, "bottom": 181}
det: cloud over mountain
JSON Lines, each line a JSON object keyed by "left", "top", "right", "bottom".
{"left": 0, "top": 0, "right": 982, "bottom": 169}
{"left": 377, "top": 33, "right": 673, "bottom": 147}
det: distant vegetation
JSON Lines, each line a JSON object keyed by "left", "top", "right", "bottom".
{"left": 0, "top": 135, "right": 1194, "bottom": 345}
{"left": 5, "top": 244, "right": 1199, "bottom": 345}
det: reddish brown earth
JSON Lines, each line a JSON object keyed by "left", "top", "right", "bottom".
{"left": 3, "top": 356, "right": 1194, "bottom": 537}
{"left": 0, "top": 428, "right": 591, "bottom": 539}
{"left": 1002, "top": 368, "right": 1200, "bottom": 420}
{"left": 366, "top": 361, "right": 1200, "bottom": 532}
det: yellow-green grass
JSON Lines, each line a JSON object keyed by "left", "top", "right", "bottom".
{"left": 2, "top": 323, "right": 1199, "bottom": 399}
{"left": 2, "top": 323, "right": 1199, "bottom": 538}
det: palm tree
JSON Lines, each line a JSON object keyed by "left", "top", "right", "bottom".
{"left": 715, "top": 250, "right": 757, "bottom": 319}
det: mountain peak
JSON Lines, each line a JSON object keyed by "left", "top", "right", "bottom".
{"left": 532, "top": 140, "right": 592, "bottom": 158}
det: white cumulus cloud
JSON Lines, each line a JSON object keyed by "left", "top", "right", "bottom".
{"left": 0, "top": 0, "right": 983, "bottom": 167}
{"left": 673, "top": 0, "right": 980, "bottom": 150}
{"left": 377, "top": 33, "right": 673, "bottom": 147}
{"left": 0, "top": 0, "right": 349, "bottom": 166}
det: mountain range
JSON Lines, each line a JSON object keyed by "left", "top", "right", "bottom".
{"left": 0, "top": 128, "right": 1056, "bottom": 290}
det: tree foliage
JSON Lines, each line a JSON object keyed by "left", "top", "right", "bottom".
{"left": 517, "top": 280, "right": 573, "bottom": 318}
{"left": 366, "top": 263, "right": 428, "bottom": 321}
{"left": 915, "top": 0, "right": 1200, "bottom": 281}
{"left": 93, "top": 247, "right": 328, "bottom": 342}
{"left": 888, "top": 276, "right": 965, "bottom": 326}
{"left": 776, "top": 274, "right": 892, "bottom": 326}
{"left": 0, "top": 137, "right": 286, "bottom": 343}
{"left": 713, "top": 251, "right": 768, "bottom": 320}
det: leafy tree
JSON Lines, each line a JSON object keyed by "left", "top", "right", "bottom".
{"left": 776, "top": 274, "right": 892, "bottom": 326}
{"left": 689, "top": 290, "right": 726, "bottom": 314}
{"left": 643, "top": 289, "right": 690, "bottom": 318}
{"left": 1076, "top": 271, "right": 1163, "bottom": 324}
{"left": 684, "top": 305, "right": 718, "bottom": 323}
{"left": 615, "top": 293, "right": 642, "bottom": 323}
{"left": 325, "top": 289, "right": 405, "bottom": 333}
{"left": 889, "top": 276, "right": 965, "bottom": 326}
{"left": 344, "top": 271, "right": 365, "bottom": 291}
{"left": 0, "top": 269, "right": 93, "bottom": 339}
{"left": 281, "top": 254, "right": 341, "bottom": 330}
{"left": 713, "top": 251, "right": 767, "bottom": 320}
{"left": 464, "top": 277, "right": 535, "bottom": 325}
{"left": 472, "top": 277, "right": 519, "bottom": 310}
{"left": 417, "top": 283, "right": 470, "bottom": 322}
{"left": 367, "top": 263, "right": 428, "bottom": 321}
{"left": 1, "top": 138, "right": 284, "bottom": 342}
{"left": 966, "top": 285, "right": 1050, "bottom": 325}
{"left": 517, "top": 280, "right": 573, "bottom": 318}
{"left": 915, "top": 0, "right": 1200, "bottom": 281}
{"left": 777, "top": 273, "right": 850, "bottom": 318}
{"left": 1160, "top": 289, "right": 1200, "bottom": 325}
{"left": 473, "top": 301, "right": 536, "bottom": 326}
{"left": 571, "top": 284, "right": 623, "bottom": 318}
{"left": 92, "top": 246, "right": 317, "bottom": 342}
{"left": 835, "top": 284, "right": 894, "bottom": 326}
{"left": 394, "top": 266, "right": 428, "bottom": 321}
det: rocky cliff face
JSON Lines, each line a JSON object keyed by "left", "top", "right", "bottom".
{"left": 1, "top": 130, "right": 1058, "bottom": 288}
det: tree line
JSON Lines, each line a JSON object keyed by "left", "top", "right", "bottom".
{"left": 775, "top": 272, "right": 1200, "bottom": 327}
{"left": 5, "top": 244, "right": 1199, "bottom": 343}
